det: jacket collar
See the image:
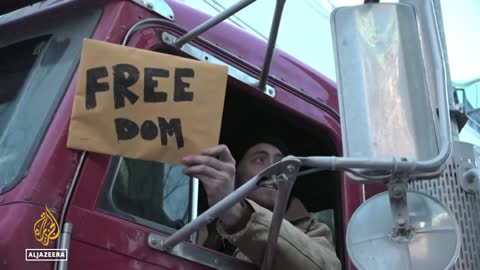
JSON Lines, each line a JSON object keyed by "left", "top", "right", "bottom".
{"left": 284, "top": 197, "right": 310, "bottom": 223}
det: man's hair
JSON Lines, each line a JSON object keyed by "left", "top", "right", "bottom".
{"left": 230, "top": 136, "right": 289, "bottom": 164}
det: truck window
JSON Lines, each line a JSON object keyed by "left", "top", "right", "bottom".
{"left": 0, "top": 9, "right": 101, "bottom": 194}
{"left": 0, "top": 36, "right": 50, "bottom": 193}
{"left": 98, "top": 157, "right": 193, "bottom": 232}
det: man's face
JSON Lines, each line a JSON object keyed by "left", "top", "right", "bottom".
{"left": 236, "top": 143, "right": 284, "bottom": 210}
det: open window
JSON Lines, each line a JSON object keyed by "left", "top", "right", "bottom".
{"left": 216, "top": 85, "right": 344, "bottom": 258}
{"left": 188, "top": 84, "right": 344, "bottom": 263}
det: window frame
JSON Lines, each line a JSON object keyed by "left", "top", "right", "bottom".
{"left": 97, "top": 156, "right": 199, "bottom": 240}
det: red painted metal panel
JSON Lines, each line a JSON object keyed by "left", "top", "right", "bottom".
{"left": 0, "top": 203, "right": 56, "bottom": 270}
{"left": 68, "top": 206, "right": 215, "bottom": 270}
{"left": 69, "top": 240, "right": 169, "bottom": 270}
{"left": 364, "top": 183, "right": 387, "bottom": 200}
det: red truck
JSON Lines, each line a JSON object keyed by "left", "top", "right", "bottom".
{"left": 0, "top": 0, "right": 478, "bottom": 270}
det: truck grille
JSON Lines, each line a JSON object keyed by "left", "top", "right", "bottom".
{"left": 409, "top": 142, "right": 480, "bottom": 270}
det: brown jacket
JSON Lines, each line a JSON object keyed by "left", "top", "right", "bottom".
{"left": 217, "top": 198, "right": 341, "bottom": 270}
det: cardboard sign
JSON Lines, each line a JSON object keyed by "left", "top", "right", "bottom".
{"left": 67, "top": 39, "right": 228, "bottom": 164}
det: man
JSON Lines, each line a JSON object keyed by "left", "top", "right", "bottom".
{"left": 182, "top": 139, "right": 341, "bottom": 270}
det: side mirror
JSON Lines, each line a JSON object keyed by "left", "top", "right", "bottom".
{"left": 331, "top": 3, "right": 440, "bottom": 162}
{"left": 331, "top": 3, "right": 460, "bottom": 270}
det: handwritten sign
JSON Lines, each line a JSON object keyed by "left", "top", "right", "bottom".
{"left": 67, "top": 39, "right": 228, "bottom": 164}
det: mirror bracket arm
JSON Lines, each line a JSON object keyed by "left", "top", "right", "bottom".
{"left": 387, "top": 180, "right": 415, "bottom": 242}
{"left": 261, "top": 160, "right": 301, "bottom": 270}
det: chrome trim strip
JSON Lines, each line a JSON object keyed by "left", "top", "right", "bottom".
{"left": 189, "top": 177, "right": 199, "bottom": 243}
{"left": 55, "top": 151, "right": 86, "bottom": 270}
{"left": 57, "top": 152, "right": 85, "bottom": 236}
{"left": 130, "top": 0, "right": 175, "bottom": 21}
{"left": 162, "top": 31, "right": 276, "bottom": 98}
{"left": 362, "top": 184, "right": 366, "bottom": 202}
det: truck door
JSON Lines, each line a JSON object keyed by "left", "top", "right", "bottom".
{"left": 65, "top": 154, "right": 202, "bottom": 269}
{"left": 66, "top": 151, "right": 257, "bottom": 270}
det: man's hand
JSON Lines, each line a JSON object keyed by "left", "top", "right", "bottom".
{"left": 182, "top": 144, "right": 252, "bottom": 233}
{"left": 182, "top": 144, "right": 236, "bottom": 206}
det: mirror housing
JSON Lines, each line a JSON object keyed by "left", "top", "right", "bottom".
{"left": 331, "top": 3, "right": 440, "bottom": 162}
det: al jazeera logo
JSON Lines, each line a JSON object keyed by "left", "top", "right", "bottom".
{"left": 25, "top": 205, "right": 67, "bottom": 262}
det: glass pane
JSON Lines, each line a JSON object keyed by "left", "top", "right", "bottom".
{"left": 162, "top": 163, "right": 191, "bottom": 222}
{"left": 0, "top": 37, "right": 46, "bottom": 131}
{"left": 0, "top": 36, "right": 49, "bottom": 192}
{"left": 108, "top": 158, "right": 192, "bottom": 230}
{"left": 0, "top": 9, "right": 101, "bottom": 193}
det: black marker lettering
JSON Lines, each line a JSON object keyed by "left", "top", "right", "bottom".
{"left": 158, "top": 118, "right": 184, "bottom": 149}
{"left": 113, "top": 64, "right": 140, "bottom": 109}
{"left": 144, "top": 68, "right": 168, "bottom": 103}
{"left": 140, "top": 120, "right": 158, "bottom": 140}
{"left": 86, "top": 67, "right": 109, "bottom": 109}
{"left": 174, "top": 68, "right": 194, "bottom": 102}
{"left": 115, "top": 118, "right": 139, "bottom": 140}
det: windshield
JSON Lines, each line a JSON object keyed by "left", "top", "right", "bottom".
{"left": 0, "top": 9, "right": 101, "bottom": 193}
{"left": 0, "top": 37, "right": 47, "bottom": 127}
{"left": 0, "top": 36, "right": 50, "bottom": 192}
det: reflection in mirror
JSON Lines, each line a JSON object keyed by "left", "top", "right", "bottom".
{"left": 455, "top": 79, "right": 480, "bottom": 145}
{"left": 331, "top": 3, "right": 440, "bottom": 162}
{"left": 347, "top": 191, "right": 461, "bottom": 270}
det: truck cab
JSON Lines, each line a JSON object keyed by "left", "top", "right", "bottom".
{"left": 0, "top": 0, "right": 362, "bottom": 269}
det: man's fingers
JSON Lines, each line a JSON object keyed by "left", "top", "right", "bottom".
{"left": 182, "top": 155, "right": 234, "bottom": 174}
{"left": 182, "top": 146, "right": 237, "bottom": 207}
{"left": 201, "top": 144, "right": 235, "bottom": 164}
